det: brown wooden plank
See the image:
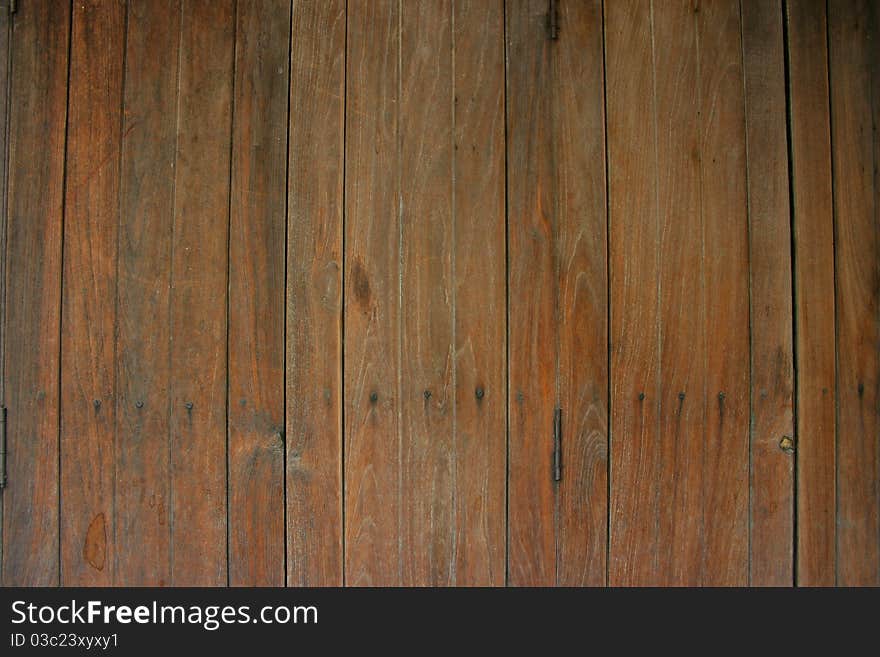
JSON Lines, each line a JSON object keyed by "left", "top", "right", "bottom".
{"left": 168, "top": 0, "right": 233, "bottom": 586}
{"left": 606, "top": 0, "right": 662, "bottom": 586}
{"left": 828, "top": 0, "right": 880, "bottom": 587}
{"left": 2, "top": 0, "right": 70, "bottom": 587}
{"left": 0, "top": 0, "right": 12, "bottom": 581}
{"left": 398, "top": 0, "right": 454, "bottom": 587}
{"left": 786, "top": 0, "right": 836, "bottom": 587}
{"left": 652, "top": 0, "right": 705, "bottom": 586}
{"left": 506, "top": 0, "right": 555, "bottom": 586}
{"left": 287, "top": 0, "right": 345, "bottom": 586}
{"left": 228, "top": 0, "right": 289, "bottom": 587}
{"left": 697, "top": 0, "right": 750, "bottom": 586}
{"left": 741, "top": 0, "right": 795, "bottom": 587}
{"left": 554, "top": 0, "right": 608, "bottom": 587}
{"left": 60, "top": 0, "right": 124, "bottom": 586}
{"left": 116, "top": 0, "right": 179, "bottom": 586}
{"left": 344, "top": 0, "right": 401, "bottom": 586}
{"left": 452, "top": 0, "right": 506, "bottom": 586}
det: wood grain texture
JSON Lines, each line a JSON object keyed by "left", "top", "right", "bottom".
{"left": 2, "top": 0, "right": 70, "bottom": 586}
{"left": 554, "top": 0, "right": 607, "bottom": 587}
{"left": 606, "top": 0, "right": 662, "bottom": 586}
{"left": 654, "top": 0, "right": 704, "bottom": 586}
{"left": 169, "top": 0, "right": 233, "bottom": 586}
{"left": 116, "top": 0, "right": 179, "bottom": 586}
{"left": 697, "top": 0, "right": 750, "bottom": 586}
{"left": 3, "top": 0, "right": 879, "bottom": 588}
{"left": 399, "top": 0, "right": 455, "bottom": 586}
{"left": 506, "top": 0, "right": 556, "bottom": 586}
{"left": 287, "top": 0, "right": 345, "bottom": 586}
{"left": 828, "top": 0, "right": 879, "bottom": 587}
{"left": 60, "top": 0, "right": 124, "bottom": 586}
{"left": 741, "top": 0, "right": 795, "bottom": 587}
{"left": 344, "top": 0, "right": 401, "bottom": 586}
{"left": 786, "top": 0, "right": 837, "bottom": 587}
{"left": 452, "top": 0, "right": 506, "bottom": 586}
{"left": 228, "top": 0, "right": 289, "bottom": 587}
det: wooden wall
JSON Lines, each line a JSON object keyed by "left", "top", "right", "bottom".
{"left": 0, "top": 0, "right": 877, "bottom": 586}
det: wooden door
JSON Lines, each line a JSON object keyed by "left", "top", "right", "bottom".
{"left": 1, "top": 0, "right": 877, "bottom": 587}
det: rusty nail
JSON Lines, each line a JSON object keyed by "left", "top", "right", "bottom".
{"left": 779, "top": 435, "right": 795, "bottom": 453}
{"left": 475, "top": 387, "right": 485, "bottom": 400}
{"left": 185, "top": 401, "right": 193, "bottom": 410}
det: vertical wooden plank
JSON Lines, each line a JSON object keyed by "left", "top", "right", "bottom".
{"left": 60, "top": 0, "right": 124, "bottom": 586}
{"left": 229, "top": 0, "right": 289, "bottom": 587}
{"left": 554, "top": 0, "right": 608, "bottom": 587}
{"left": 606, "top": 0, "right": 661, "bottom": 586}
{"left": 452, "top": 0, "right": 506, "bottom": 586}
{"left": 116, "top": 0, "right": 179, "bottom": 586}
{"left": 741, "top": 0, "right": 795, "bottom": 586}
{"left": 506, "top": 0, "right": 555, "bottom": 586}
{"left": 168, "top": 0, "right": 233, "bottom": 586}
{"left": 287, "top": 0, "right": 345, "bottom": 586}
{"left": 697, "top": 0, "right": 750, "bottom": 586}
{"left": 786, "top": 0, "right": 836, "bottom": 587}
{"left": 2, "top": 0, "right": 70, "bottom": 587}
{"left": 0, "top": 0, "right": 13, "bottom": 580}
{"left": 654, "top": 0, "right": 704, "bottom": 586}
{"left": 828, "top": 0, "right": 879, "bottom": 587}
{"left": 344, "top": 0, "right": 400, "bottom": 586}
{"left": 399, "top": 0, "right": 454, "bottom": 587}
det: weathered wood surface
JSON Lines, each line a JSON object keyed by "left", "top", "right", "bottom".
{"left": 506, "top": 0, "right": 556, "bottom": 586}
{"left": 61, "top": 0, "right": 124, "bottom": 586}
{"left": 0, "top": 0, "right": 877, "bottom": 587}
{"left": 828, "top": 0, "right": 879, "bottom": 587}
{"left": 608, "top": 0, "right": 752, "bottom": 585}
{"left": 787, "top": 0, "right": 837, "bottom": 587}
{"left": 451, "top": 0, "right": 506, "bottom": 586}
{"left": 741, "top": 0, "right": 795, "bottom": 587}
{"left": 229, "top": 0, "right": 290, "bottom": 587}
{"left": 168, "top": 0, "right": 234, "bottom": 586}
{"left": 344, "top": 0, "right": 402, "bottom": 586}
{"left": 287, "top": 0, "right": 345, "bottom": 586}
{"left": 3, "top": 0, "right": 70, "bottom": 586}
{"left": 606, "top": 0, "right": 662, "bottom": 586}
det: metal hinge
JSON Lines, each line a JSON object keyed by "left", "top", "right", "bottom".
{"left": 0, "top": 406, "right": 6, "bottom": 489}
{"left": 546, "top": 0, "right": 559, "bottom": 40}
{"left": 552, "top": 407, "right": 562, "bottom": 481}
